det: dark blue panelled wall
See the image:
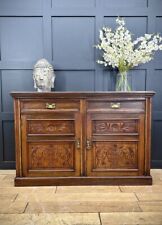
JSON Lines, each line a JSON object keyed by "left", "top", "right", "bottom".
{"left": 0, "top": 0, "right": 162, "bottom": 168}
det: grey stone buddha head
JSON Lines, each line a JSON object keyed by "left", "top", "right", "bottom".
{"left": 33, "top": 58, "right": 55, "bottom": 92}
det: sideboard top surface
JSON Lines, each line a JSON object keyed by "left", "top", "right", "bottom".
{"left": 11, "top": 91, "right": 155, "bottom": 99}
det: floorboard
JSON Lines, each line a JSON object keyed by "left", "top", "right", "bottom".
{"left": 0, "top": 169, "right": 162, "bottom": 225}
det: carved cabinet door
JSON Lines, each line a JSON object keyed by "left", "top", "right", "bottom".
{"left": 86, "top": 112, "right": 145, "bottom": 177}
{"left": 21, "top": 112, "right": 81, "bottom": 177}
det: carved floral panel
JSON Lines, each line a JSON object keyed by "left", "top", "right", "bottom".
{"left": 94, "top": 142, "right": 137, "bottom": 169}
{"left": 29, "top": 142, "right": 74, "bottom": 169}
{"left": 28, "top": 120, "right": 75, "bottom": 134}
{"left": 93, "top": 120, "right": 137, "bottom": 134}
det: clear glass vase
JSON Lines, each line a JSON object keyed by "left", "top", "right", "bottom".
{"left": 115, "top": 71, "right": 131, "bottom": 91}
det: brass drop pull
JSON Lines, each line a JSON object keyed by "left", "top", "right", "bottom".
{"left": 76, "top": 139, "right": 80, "bottom": 149}
{"left": 110, "top": 102, "right": 120, "bottom": 109}
{"left": 46, "top": 103, "right": 56, "bottom": 109}
{"left": 86, "top": 139, "right": 92, "bottom": 150}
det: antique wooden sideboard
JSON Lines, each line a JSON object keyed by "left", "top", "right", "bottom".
{"left": 11, "top": 91, "right": 155, "bottom": 186}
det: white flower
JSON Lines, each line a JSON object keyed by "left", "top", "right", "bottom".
{"left": 96, "top": 17, "right": 162, "bottom": 72}
{"left": 116, "top": 17, "right": 125, "bottom": 26}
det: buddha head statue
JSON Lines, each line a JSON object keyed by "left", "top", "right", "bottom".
{"left": 33, "top": 58, "right": 55, "bottom": 92}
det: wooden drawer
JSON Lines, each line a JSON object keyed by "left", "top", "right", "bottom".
{"left": 89, "top": 113, "right": 141, "bottom": 136}
{"left": 21, "top": 99, "right": 80, "bottom": 112}
{"left": 87, "top": 101, "right": 145, "bottom": 113}
{"left": 92, "top": 119, "right": 138, "bottom": 135}
{"left": 27, "top": 119, "right": 75, "bottom": 135}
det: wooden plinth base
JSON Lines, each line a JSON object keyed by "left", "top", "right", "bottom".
{"left": 15, "top": 176, "right": 152, "bottom": 186}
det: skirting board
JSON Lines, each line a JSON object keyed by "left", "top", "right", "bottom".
{"left": 151, "top": 160, "right": 162, "bottom": 168}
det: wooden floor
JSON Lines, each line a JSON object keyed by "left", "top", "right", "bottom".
{"left": 0, "top": 170, "right": 162, "bottom": 225}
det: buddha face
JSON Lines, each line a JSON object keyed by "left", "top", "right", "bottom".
{"left": 33, "top": 67, "right": 55, "bottom": 92}
{"left": 33, "top": 58, "right": 55, "bottom": 92}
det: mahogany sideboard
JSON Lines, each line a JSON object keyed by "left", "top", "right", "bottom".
{"left": 11, "top": 91, "right": 155, "bottom": 186}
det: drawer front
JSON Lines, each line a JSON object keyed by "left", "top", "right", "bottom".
{"left": 93, "top": 119, "right": 138, "bottom": 134}
{"left": 28, "top": 119, "right": 75, "bottom": 135}
{"left": 21, "top": 99, "right": 80, "bottom": 112}
{"left": 88, "top": 101, "right": 145, "bottom": 113}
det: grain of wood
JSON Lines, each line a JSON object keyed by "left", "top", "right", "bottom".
{"left": 0, "top": 213, "right": 100, "bottom": 225}
{"left": 100, "top": 212, "right": 162, "bottom": 225}
{"left": 0, "top": 201, "right": 27, "bottom": 214}
{"left": 120, "top": 185, "right": 162, "bottom": 193}
{"left": 0, "top": 175, "right": 15, "bottom": 187}
{"left": 136, "top": 193, "right": 162, "bottom": 201}
{"left": 56, "top": 186, "right": 120, "bottom": 193}
{"left": 139, "top": 201, "right": 162, "bottom": 212}
{"left": 25, "top": 201, "right": 141, "bottom": 213}
{"left": 16, "top": 192, "right": 138, "bottom": 202}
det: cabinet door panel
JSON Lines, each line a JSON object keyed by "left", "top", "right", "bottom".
{"left": 93, "top": 141, "right": 138, "bottom": 169}
{"left": 21, "top": 113, "right": 81, "bottom": 177}
{"left": 86, "top": 113, "right": 145, "bottom": 176}
{"left": 29, "top": 142, "right": 75, "bottom": 170}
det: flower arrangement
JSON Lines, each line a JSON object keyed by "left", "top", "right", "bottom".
{"left": 96, "top": 17, "right": 162, "bottom": 91}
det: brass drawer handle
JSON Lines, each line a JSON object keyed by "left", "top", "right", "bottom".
{"left": 86, "top": 139, "right": 92, "bottom": 150}
{"left": 76, "top": 139, "right": 80, "bottom": 149}
{"left": 110, "top": 103, "right": 120, "bottom": 109}
{"left": 46, "top": 103, "right": 56, "bottom": 109}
